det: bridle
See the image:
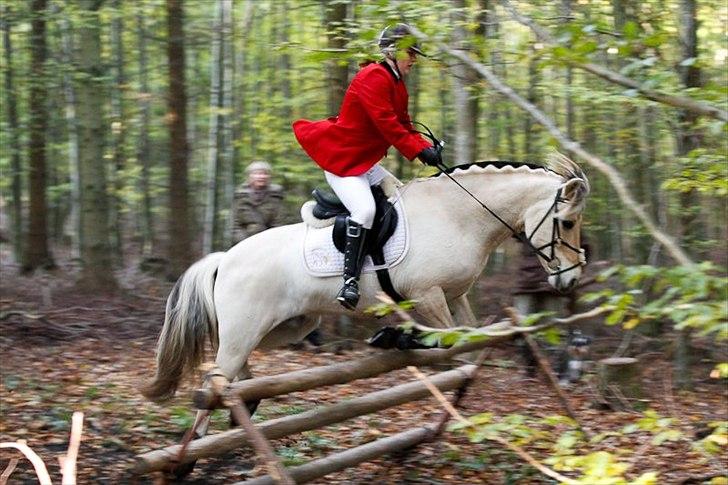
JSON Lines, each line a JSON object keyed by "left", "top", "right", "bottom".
{"left": 413, "top": 122, "right": 586, "bottom": 277}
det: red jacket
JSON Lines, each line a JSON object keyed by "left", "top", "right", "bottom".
{"left": 293, "top": 62, "right": 431, "bottom": 177}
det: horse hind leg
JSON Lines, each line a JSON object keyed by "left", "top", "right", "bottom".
{"left": 230, "top": 362, "right": 260, "bottom": 427}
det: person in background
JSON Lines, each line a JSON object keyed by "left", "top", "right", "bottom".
{"left": 233, "top": 161, "right": 284, "bottom": 243}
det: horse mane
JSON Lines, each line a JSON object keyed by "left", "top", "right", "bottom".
{"left": 433, "top": 160, "right": 551, "bottom": 177}
{"left": 429, "top": 153, "right": 590, "bottom": 217}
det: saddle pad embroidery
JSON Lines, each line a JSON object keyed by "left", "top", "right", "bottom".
{"left": 302, "top": 196, "right": 409, "bottom": 277}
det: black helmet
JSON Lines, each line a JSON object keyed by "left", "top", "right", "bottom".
{"left": 377, "top": 23, "right": 426, "bottom": 58}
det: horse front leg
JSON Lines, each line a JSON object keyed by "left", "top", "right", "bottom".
{"left": 449, "top": 293, "right": 478, "bottom": 326}
{"left": 411, "top": 286, "right": 456, "bottom": 328}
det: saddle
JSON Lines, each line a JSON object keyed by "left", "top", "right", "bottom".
{"left": 310, "top": 185, "right": 404, "bottom": 303}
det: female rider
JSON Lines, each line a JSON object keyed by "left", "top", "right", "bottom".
{"left": 293, "top": 23, "right": 441, "bottom": 310}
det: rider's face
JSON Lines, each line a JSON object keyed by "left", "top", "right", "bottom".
{"left": 396, "top": 49, "right": 418, "bottom": 76}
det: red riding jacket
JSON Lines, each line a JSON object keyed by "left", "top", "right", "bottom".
{"left": 292, "top": 62, "right": 431, "bottom": 177}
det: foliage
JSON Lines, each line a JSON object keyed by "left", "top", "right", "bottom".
{"left": 662, "top": 148, "right": 728, "bottom": 196}
{"left": 583, "top": 263, "right": 728, "bottom": 340}
{"left": 448, "top": 408, "right": 722, "bottom": 484}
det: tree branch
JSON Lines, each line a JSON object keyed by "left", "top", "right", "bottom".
{"left": 407, "top": 366, "right": 579, "bottom": 485}
{"left": 500, "top": 0, "right": 728, "bottom": 122}
{"left": 406, "top": 24, "right": 695, "bottom": 266}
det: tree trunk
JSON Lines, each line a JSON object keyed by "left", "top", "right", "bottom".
{"left": 23, "top": 0, "right": 54, "bottom": 272}
{"left": 560, "top": 0, "right": 575, "bottom": 143}
{"left": 59, "top": 17, "right": 81, "bottom": 259}
{"left": 597, "top": 357, "right": 643, "bottom": 410}
{"left": 220, "top": 0, "right": 234, "bottom": 248}
{"left": 2, "top": 5, "right": 24, "bottom": 261}
{"left": 676, "top": 0, "right": 702, "bottom": 255}
{"left": 166, "top": 0, "right": 193, "bottom": 279}
{"left": 110, "top": 0, "right": 126, "bottom": 262}
{"left": 75, "top": 0, "right": 116, "bottom": 290}
{"left": 451, "top": 0, "right": 479, "bottom": 164}
{"left": 278, "top": 0, "right": 292, "bottom": 122}
{"left": 523, "top": 49, "right": 540, "bottom": 160}
{"left": 480, "top": 0, "right": 502, "bottom": 158}
{"left": 323, "top": 0, "right": 348, "bottom": 116}
{"left": 136, "top": 8, "right": 154, "bottom": 256}
{"left": 674, "top": 0, "right": 702, "bottom": 390}
{"left": 232, "top": 0, "right": 255, "bottom": 177}
{"left": 202, "top": 1, "right": 223, "bottom": 255}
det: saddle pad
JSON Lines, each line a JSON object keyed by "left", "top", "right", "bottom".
{"left": 303, "top": 195, "right": 409, "bottom": 277}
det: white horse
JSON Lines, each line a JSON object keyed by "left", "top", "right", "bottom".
{"left": 142, "top": 154, "right": 589, "bottom": 405}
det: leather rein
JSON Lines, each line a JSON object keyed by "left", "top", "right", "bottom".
{"left": 413, "top": 122, "right": 586, "bottom": 278}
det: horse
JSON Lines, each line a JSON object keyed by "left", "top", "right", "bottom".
{"left": 142, "top": 154, "right": 589, "bottom": 414}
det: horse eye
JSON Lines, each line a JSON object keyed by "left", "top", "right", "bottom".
{"left": 562, "top": 220, "right": 575, "bottom": 230}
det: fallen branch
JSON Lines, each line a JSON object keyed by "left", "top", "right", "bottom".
{"left": 0, "top": 459, "right": 19, "bottom": 484}
{"left": 194, "top": 306, "right": 611, "bottom": 410}
{"left": 61, "top": 411, "right": 84, "bottom": 485}
{"left": 236, "top": 425, "right": 437, "bottom": 485}
{"left": 408, "top": 366, "right": 579, "bottom": 485}
{"left": 524, "top": 334, "right": 592, "bottom": 439}
{"left": 0, "top": 441, "right": 52, "bottom": 485}
{"left": 206, "top": 369, "right": 294, "bottom": 485}
{"left": 399, "top": 305, "right": 612, "bottom": 340}
{"left": 134, "top": 365, "right": 476, "bottom": 475}
{"left": 500, "top": 0, "right": 728, "bottom": 122}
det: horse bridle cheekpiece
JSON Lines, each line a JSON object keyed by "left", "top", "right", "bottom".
{"left": 413, "top": 122, "right": 587, "bottom": 277}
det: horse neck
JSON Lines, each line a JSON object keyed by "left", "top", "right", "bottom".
{"left": 408, "top": 168, "right": 562, "bottom": 250}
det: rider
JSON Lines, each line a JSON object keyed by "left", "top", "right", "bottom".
{"left": 293, "top": 23, "right": 441, "bottom": 310}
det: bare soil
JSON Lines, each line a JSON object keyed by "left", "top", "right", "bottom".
{"left": 1, "top": 257, "right": 726, "bottom": 484}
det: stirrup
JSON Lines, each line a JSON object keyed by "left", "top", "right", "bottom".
{"left": 336, "top": 278, "right": 360, "bottom": 310}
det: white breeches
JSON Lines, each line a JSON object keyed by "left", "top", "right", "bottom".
{"left": 324, "top": 164, "right": 392, "bottom": 229}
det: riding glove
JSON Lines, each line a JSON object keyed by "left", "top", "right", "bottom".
{"left": 417, "top": 146, "right": 442, "bottom": 167}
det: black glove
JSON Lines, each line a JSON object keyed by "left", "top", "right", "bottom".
{"left": 417, "top": 146, "right": 442, "bottom": 167}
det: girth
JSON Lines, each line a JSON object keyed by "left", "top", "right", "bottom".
{"left": 310, "top": 186, "right": 405, "bottom": 303}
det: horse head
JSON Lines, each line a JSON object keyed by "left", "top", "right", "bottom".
{"left": 522, "top": 154, "right": 590, "bottom": 293}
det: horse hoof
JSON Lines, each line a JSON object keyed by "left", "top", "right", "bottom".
{"left": 168, "top": 460, "right": 196, "bottom": 481}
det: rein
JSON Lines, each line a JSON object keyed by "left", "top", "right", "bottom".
{"left": 413, "top": 122, "right": 585, "bottom": 277}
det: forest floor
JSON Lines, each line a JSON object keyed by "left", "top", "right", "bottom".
{"left": 1, "top": 255, "right": 726, "bottom": 484}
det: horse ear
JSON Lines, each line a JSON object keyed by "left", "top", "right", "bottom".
{"left": 560, "top": 178, "right": 589, "bottom": 203}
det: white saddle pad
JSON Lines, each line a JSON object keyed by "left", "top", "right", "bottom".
{"left": 302, "top": 196, "right": 409, "bottom": 277}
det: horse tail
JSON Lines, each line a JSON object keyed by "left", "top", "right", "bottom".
{"left": 142, "top": 252, "right": 224, "bottom": 403}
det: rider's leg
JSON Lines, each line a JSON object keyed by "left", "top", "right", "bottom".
{"left": 324, "top": 171, "right": 376, "bottom": 309}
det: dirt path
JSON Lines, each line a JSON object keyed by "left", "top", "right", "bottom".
{"left": 1, "top": 264, "right": 726, "bottom": 484}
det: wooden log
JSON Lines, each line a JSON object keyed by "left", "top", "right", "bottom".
{"left": 597, "top": 357, "right": 642, "bottom": 410}
{"left": 236, "top": 425, "right": 436, "bottom": 485}
{"left": 193, "top": 308, "right": 611, "bottom": 410}
{"left": 193, "top": 334, "right": 513, "bottom": 410}
{"left": 133, "top": 365, "right": 475, "bottom": 475}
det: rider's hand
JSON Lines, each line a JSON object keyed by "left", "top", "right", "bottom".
{"left": 417, "top": 146, "right": 442, "bottom": 167}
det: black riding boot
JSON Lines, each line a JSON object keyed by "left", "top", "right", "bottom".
{"left": 336, "top": 218, "right": 368, "bottom": 310}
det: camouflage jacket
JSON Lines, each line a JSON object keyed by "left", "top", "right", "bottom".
{"left": 233, "top": 183, "right": 284, "bottom": 242}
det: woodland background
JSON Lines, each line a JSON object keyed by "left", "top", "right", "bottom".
{"left": 0, "top": 0, "right": 726, "bottom": 483}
